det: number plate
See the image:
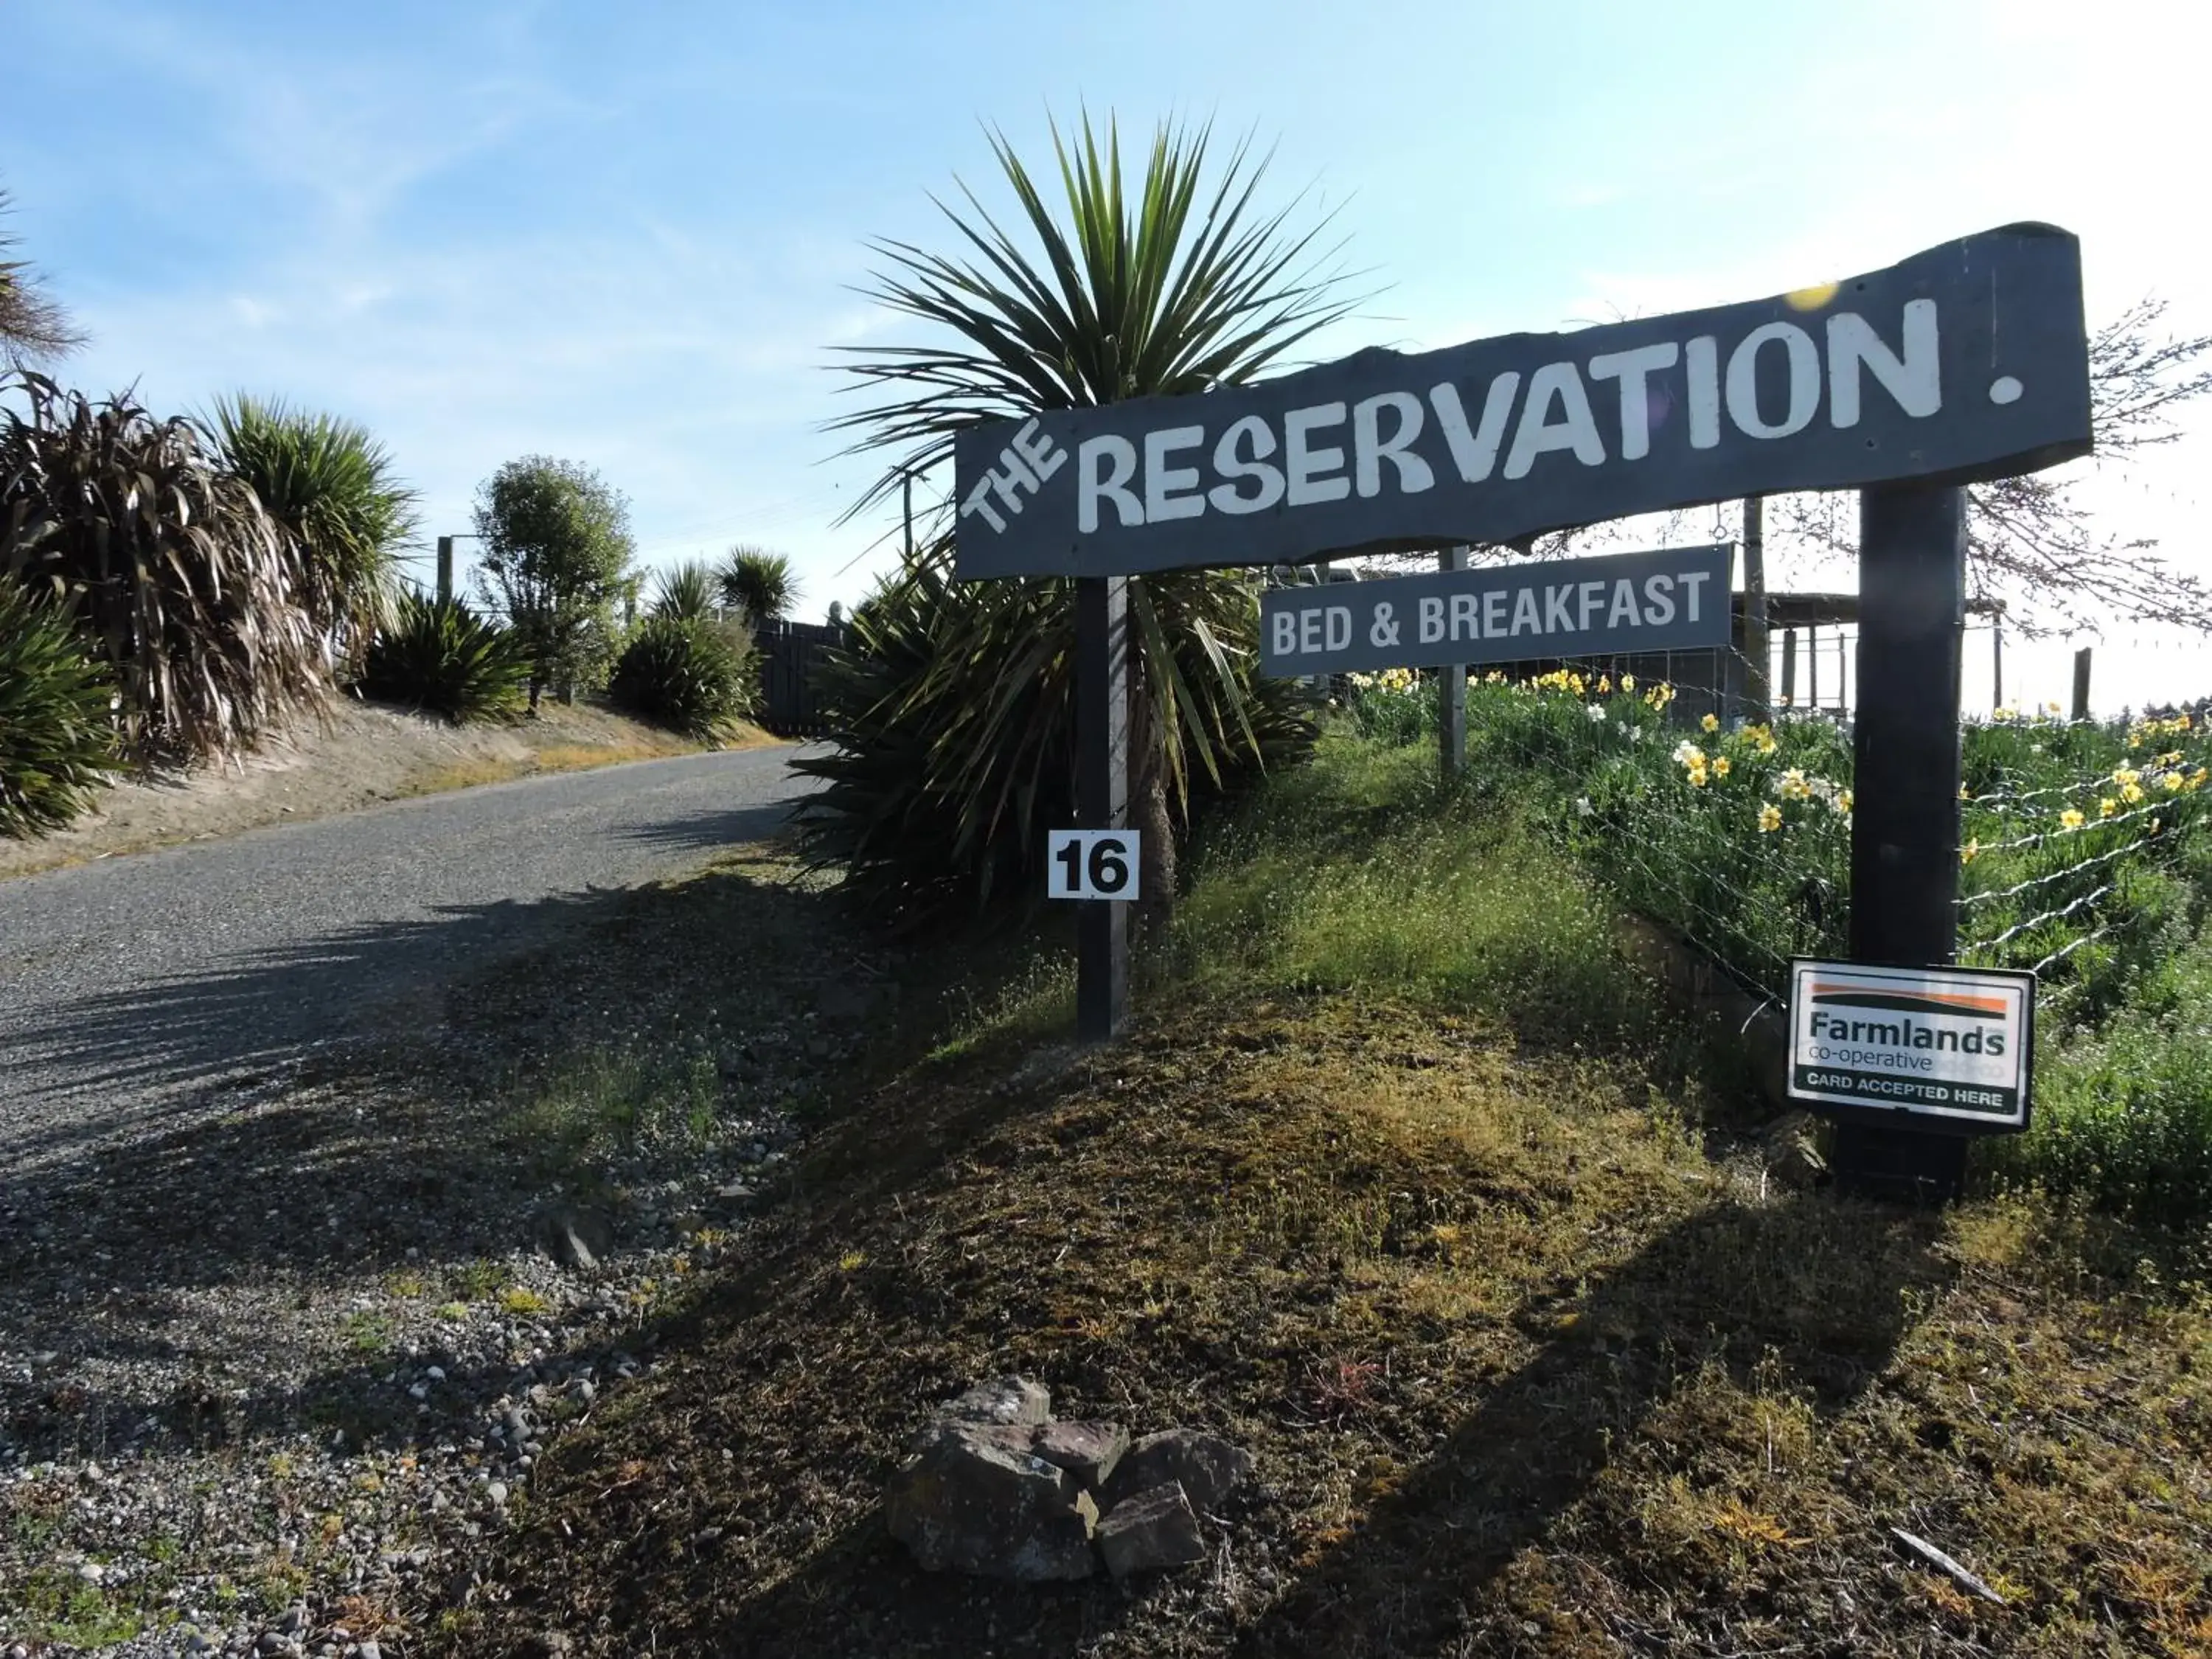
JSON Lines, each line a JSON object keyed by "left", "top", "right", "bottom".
{"left": 1046, "top": 830, "right": 1141, "bottom": 902}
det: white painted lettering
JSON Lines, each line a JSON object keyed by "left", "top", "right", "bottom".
{"left": 1828, "top": 299, "right": 1941, "bottom": 426}
{"left": 959, "top": 479, "right": 1007, "bottom": 534}
{"left": 1578, "top": 580, "right": 1607, "bottom": 631}
{"left": 1419, "top": 595, "right": 1444, "bottom": 643}
{"left": 1511, "top": 586, "right": 1541, "bottom": 634}
{"left": 1450, "top": 592, "right": 1478, "bottom": 641}
{"left": 1299, "top": 608, "right": 1322, "bottom": 654}
{"left": 1483, "top": 588, "right": 1508, "bottom": 636}
{"left": 1009, "top": 418, "right": 1068, "bottom": 481}
{"left": 1726, "top": 321, "right": 1820, "bottom": 439}
{"left": 1679, "top": 569, "right": 1711, "bottom": 622}
{"left": 1545, "top": 584, "right": 1574, "bottom": 633}
{"left": 1326, "top": 605, "right": 1352, "bottom": 651}
{"left": 1285, "top": 403, "right": 1350, "bottom": 506}
{"left": 1607, "top": 578, "right": 1641, "bottom": 627}
{"left": 1208, "top": 414, "right": 1285, "bottom": 515}
{"left": 1144, "top": 425, "right": 1206, "bottom": 522}
{"left": 1077, "top": 437, "right": 1143, "bottom": 532}
{"left": 1270, "top": 611, "right": 1296, "bottom": 656}
{"left": 1352, "top": 392, "right": 1435, "bottom": 498}
{"left": 1504, "top": 361, "right": 1607, "bottom": 479}
{"left": 1686, "top": 335, "right": 1721, "bottom": 449}
{"left": 1586, "top": 341, "right": 1680, "bottom": 461}
{"left": 1643, "top": 574, "right": 1675, "bottom": 625}
{"left": 984, "top": 448, "right": 1040, "bottom": 516}
{"left": 1427, "top": 372, "right": 1520, "bottom": 483}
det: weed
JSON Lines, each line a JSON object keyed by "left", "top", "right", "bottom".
{"left": 338, "top": 1311, "right": 392, "bottom": 1354}
{"left": 499, "top": 1287, "right": 551, "bottom": 1316}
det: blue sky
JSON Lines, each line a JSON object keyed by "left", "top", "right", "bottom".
{"left": 7, "top": 0, "right": 2207, "bottom": 707}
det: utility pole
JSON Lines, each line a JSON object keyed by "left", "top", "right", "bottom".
{"left": 2073, "top": 647, "right": 2093, "bottom": 721}
{"left": 435, "top": 532, "right": 481, "bottom": 605}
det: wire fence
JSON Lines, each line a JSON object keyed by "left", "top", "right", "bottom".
{"left": 1338, "top": 661, "right": 2211, "bottom": 1032}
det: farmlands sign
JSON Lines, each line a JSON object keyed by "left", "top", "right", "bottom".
{"left": 953, "top": 224, "right": 2090, "bottom": 578}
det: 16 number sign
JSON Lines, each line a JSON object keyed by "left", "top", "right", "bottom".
{"left": 1047, "top": 830, "right": 1141, "bottom": 902}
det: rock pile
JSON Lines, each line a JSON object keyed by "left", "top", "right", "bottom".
{"left": 884, "top": 1377, "right": 1253, "bottom": 1582}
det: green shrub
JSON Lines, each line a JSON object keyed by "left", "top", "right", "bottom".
{"left": 793, "top": 552, "right": 1315, "bottom": 929}
{"left": 202, "top": 392, "right": 420, "bottom": 665}
{"left": 0, "top": 577, "right": 116, "bottom": 836}
{"left": 652, "top": 560, "right": 721, "bottom": 623}
{"left": 1, "top": 372, "right": 327, "bottom": 765}
{"left": 1988, "top": 922, "right": 2212, "bottom": 1227}
{"left": 359, "top": 591, "right": 530, "bottom": 723}
{"left": 607, "top": 614, "right": 756, "bottom": 740}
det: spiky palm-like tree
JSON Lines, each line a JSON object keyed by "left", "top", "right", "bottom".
{"left": 717, "top": 545, "right": 799, "bottom": 624}
{"left": 203, "top": 392, "right": 421, "bottom": 665}
{"left": 810, "top": 113, "right": 1355, "bottom": 914}
{"left": 1, "top": 373, "right": 327, "bottom": 765}
{"left": 653, "top": 559, "right": 722, "bottom": 622}
{"left": 0, "top": 187, "right": 84, "bottom": 372}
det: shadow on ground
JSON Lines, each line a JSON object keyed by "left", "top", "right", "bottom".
{"left": 0, "top": 800, "right": 801, "bottom": 1152}
{"left": 0, "top": 847, "right": 875, "bottom": 1460}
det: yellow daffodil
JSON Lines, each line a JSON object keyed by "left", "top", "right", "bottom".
{"left": 2100, "top": 797, "right": 2118, "bottom": 818}
{"left": 2164, "top": 771, "right": 2186, "bottom": 792}
{"left": 2122, "top": 782, "right": 2146, "bottom": 804}
{"left": 1701, "top": 712, "right": 1720, "bottom": 733}
{"left": 1961, "top": 838, "right": 1980, "bottom": 864}
{"left": 1596, "top": 675, "right": 1612, "bottom": 694}
{"left": 1712, "top": 757, "right": 1732, "bottom": 779}
{"left": 1835, "top": 789, "right": 1853, "bottom": 815}
{"left": 1758, "top": 803, "right": 1782, "bottom": 832}
{"left": 2059, "top": 807, "right": 2086, "bottom": 831}
{"left": 1621, "top": 673, "right": 1636, "bottom": 692}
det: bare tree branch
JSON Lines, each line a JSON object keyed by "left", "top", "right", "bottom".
{"left": 0, "top": 186, "right": 86, "bottom": 372}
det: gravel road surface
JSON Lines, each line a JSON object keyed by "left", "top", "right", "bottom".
{"left": 0, "top": 744, "right": 849, "bottom": 1657}
{"left": 0, "top": 745, "right": 812, "bottom": 1166}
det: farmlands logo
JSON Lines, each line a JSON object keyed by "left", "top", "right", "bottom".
{"left": 1804, "top": 984, "right": 2010, "bottom": 1057}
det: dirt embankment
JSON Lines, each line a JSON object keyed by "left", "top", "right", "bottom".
{"left": 0, "top": 695, "right": 780, "bottom": 881}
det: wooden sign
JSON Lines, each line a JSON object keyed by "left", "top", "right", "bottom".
{"left": 953, "top": 223, "right": 2090, "bottom": 580}
{"left": 1259, "top": 543, "right": 1731, "bottom": 677}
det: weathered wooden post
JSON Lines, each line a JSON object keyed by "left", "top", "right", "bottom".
{"left": 1781, "top": 627, "right": 1798, "bottom": 709}
{"left": 2072, "top": 646, "right": 2093, "bottom": 721}
{"left": 1742, "top": 497, "right": 1770, "bottom": 718}
{"left": 1076, "top": 575, "right": 1131, "bottom": 1041}
{"left": 1439, "top": 545, "right": 1467, "bottom": 776}
{"left": 1832, "top": 483, "right": 1971, "bottom": 1200}
{"left": 436, "top": 535, "right": 454, "bottom": 605}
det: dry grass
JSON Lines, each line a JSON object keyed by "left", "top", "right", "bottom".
{"left": 429, "top": 987, "right": 2212, "bottom": 1658}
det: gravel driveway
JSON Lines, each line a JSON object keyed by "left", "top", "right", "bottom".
{"left": 0, "top": 745, "right": 851, "bottom": 1658}
{"left": 0, "top": 745, "right": 812, "bottom": 1164}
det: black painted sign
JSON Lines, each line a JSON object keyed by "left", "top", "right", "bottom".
{"left": 953, "top": 223, "right": 2090, "bottom": 580}
{"left": 1259, "top": 544, "right": 1731, "bottom": 676}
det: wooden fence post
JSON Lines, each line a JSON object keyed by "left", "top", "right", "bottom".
{"left": 1833, "top": 482, "right": 1970, "bottom": 1200}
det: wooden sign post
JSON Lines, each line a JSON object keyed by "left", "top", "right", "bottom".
{"left": 1076, "top": 576, "right": 1131, "bottom": 1040}
{"left": 1835, "top": 482, "right": 1972, "bottom": 1198}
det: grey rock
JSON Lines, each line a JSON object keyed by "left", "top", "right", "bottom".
{"left": 935, "top": 1375, "right": 1050, "bottom": 1430}
{"left": 531, "top": 1203, "right": 612, "bottom": 1270}
{"left": 10, "top": 1643, "right": 32, "bottom": 1659}
{"left": 275, "top": 1603, "right": 307, "bottom": 1634}
{"left": 356, "top": 1644, "right": 381, "bottom": 1659}
{"left": 1105, "top": 1428, "right": 1254, "bottom": 1514}
{"left": 486, "top": 1480, "right": 509, "bottom": 1506}
{"left": 1029, "top": 1419, "right": 1129, "bottom": 1492}
{"left": 1097, "top": 1480, "right": 1206, "bottom": 1579}
{"left": 886, "top": 1420, "right": 1096, "bottom": 1581}
{"left": 257, "top": 1635, "right": 288, "bottom": 1656}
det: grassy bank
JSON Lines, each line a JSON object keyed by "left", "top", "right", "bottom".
{"left": 426, "top": 734, "right": 2212, "bottom": 1659}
